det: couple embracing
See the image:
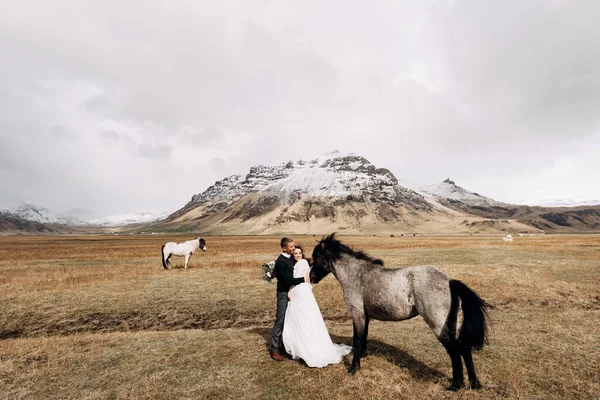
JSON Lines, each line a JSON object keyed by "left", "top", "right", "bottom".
{"left": 269, "top": 237, "right": 351, "bottom": 367}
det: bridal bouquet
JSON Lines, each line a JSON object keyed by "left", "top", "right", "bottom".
{"left": 261, "top": 260, "right": 276, "bottom": 282}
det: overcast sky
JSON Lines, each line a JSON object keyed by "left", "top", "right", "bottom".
{"left": 1, "top": 0, "right": 599, "bottom": 217}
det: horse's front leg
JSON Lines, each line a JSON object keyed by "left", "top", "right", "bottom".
{"left": 361, "top": 315, "right": 370, "bottom": 358}
{"left": 349, "top": 312, "right": 366, "bottom": 375}
{"left": 184, "top": 254, "right": 191, "bottom": 269}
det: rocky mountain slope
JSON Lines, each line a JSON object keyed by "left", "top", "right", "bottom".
{"left": 148, "top": 152, "right": 546, "bottom": 234}
{"left": 156, "top": 153, "right": 438, "bottom": 234}
{"left": 404, "top": 178, "right": 600, "bottom": 233}
{"left": 0, "top": 213, "right": 57, "bottom": 235}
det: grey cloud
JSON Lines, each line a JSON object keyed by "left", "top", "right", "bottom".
{"left": 209, "top": 158, "right": 226, "bottom": 171}
{"left": 176, "top": 126, "right": 227, "bottom": 148}
{"left": 137, "top": 142, "right": 173, "bottom": 160}
{"left": 99, "top": 130, "right": 133, "bottom": 143}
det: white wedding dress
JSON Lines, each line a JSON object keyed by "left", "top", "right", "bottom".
{"left": 282, "top": 259, "right": 352, "bottom": 367}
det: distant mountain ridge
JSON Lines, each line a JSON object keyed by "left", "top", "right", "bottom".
{"left": 0, "top": 203, "right": 168, "bottom": 233}
{"left": 2, "top": 203, "right": 79, "bottom": 225}
{"left": 517, "top": 198, "right": 600, "bottom": 207}
{"left": 3, "top": 152, "right": 600, "bottom": 234}
{"left": 148, "top": 152, "right": 600, "bottom": 234}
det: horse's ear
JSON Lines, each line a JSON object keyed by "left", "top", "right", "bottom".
{"left": 326, "top": 232, "right": 337, "bottom": 243}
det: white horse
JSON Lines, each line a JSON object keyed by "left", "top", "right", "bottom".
{"left": 161, "top": 237, "right": 207, "bottom": 269}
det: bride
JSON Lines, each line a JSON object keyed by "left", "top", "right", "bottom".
{"left": 282, "top": 246, "right": 352, "bottom": 367}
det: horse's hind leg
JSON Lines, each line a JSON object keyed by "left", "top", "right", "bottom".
{"left": 461, "top": 346, "right": 481, "bottom": 389}
{"left": 420, "top": 287, "right": 464, "bottom": 390}
{"left": 439, "top": 332, "right": 465, "bottom": 391}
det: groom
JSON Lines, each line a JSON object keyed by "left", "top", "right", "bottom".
{"left": 269, "top": 237, "right": 309, "bottom": 361}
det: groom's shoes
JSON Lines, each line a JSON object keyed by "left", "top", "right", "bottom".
{"left": 270, "top": 351, "right": 284, "bottom": 361}
{"left": 279, "top": 348, "right": 293, "bottom": 359}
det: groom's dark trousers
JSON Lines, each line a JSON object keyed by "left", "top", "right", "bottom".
{"left": 270, "top": 254, "right": 304, "bottom": 354}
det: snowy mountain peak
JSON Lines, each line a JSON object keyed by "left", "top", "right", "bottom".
{"left": 10, "top": 203, "right": 54, "bottom": 223}
{"left": 415, "top": 179, "right": 504, "bottom": 208}
{"left": 185, "top": 152, "right": 428, "bottom": 213}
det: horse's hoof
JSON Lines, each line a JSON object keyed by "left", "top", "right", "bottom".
{"left": 348, "top": 365, "right": 359, "bottom": 375}
{"left": 445, "top": 383, "right": 465, "bottom": 392}
{"left": 470, "top": 381, "right": 483, "bottom": 390}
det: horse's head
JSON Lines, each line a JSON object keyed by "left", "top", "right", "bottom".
{"left": 198, "top": 237, "right": 207, "bottom": 252}
{"left": 310, "top": 233, "right": 342, "bottom": 283}
{"left": 311, "top": 233, "right": 383, "bottom": 283}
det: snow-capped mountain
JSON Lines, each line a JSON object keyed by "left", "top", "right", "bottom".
{"left": 3, "top": 203, "right": 55, "bottom": 224}
{"left": 401, "top": 179, "right": 600, "bottom": 209}
{"left": 178, "top": 151, "right": 430, "bottom": 217}
{"left": 0, "top": 203, "right": 87, "bottom": 225}
{"left": 159, "top": 152, "right": 457, "bottom": 234}
{"left": 397, "top": 178, "right": 505, "bottom": 207}
{"left": 419, "top": 178, "right": 506, "bottom": 207}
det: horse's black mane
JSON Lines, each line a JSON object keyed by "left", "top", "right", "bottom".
{"left": 322, "top": 234, "right": 384, "bottom": 266}
{"left": 341, "top": 243, "right": 383, "bottom": 265}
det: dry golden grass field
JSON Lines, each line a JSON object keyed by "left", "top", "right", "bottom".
{"left": 0, "top": 234, "right": 599, "bottom": 400}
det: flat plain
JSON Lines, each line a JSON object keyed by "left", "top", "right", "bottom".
{"left": 0, "top": 234, "right": 598, "bottom": 399}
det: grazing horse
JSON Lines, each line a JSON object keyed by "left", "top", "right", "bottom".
{"left": 161, "top": 237, "right": 207, "bottom": 269}
{"left": 310, "top": 233, "right": 491, "bottom": 391}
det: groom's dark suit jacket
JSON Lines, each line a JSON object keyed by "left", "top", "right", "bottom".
{"left": 274, "top": 253, "right": 305, "bottom": 293}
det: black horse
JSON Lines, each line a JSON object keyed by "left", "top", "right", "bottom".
{"left": 310, "top": 233, "right": 491, "bottom": 391}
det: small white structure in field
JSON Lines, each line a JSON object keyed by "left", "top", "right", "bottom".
{"left": 503, "top": 234, "right": 513, "bottom": 242}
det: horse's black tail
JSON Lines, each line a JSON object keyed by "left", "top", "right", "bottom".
{"left": 161, "top": 245, "right": 167, "bottom": 269}
{"left": 449, "top": 279, "right": 492, "bottom": 351}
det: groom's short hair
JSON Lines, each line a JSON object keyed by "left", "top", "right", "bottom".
{"left": 280, "top": 237, "right": 293, "bottom": 248}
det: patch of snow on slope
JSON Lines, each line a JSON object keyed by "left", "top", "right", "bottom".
{"left": 516, "top": 198, "right": 600, "bottom": 207}
{"left": 88, "top": 211, "right": 169, "bottom": 226}
{"left": 266, "top": 166, "right": 347, "bottom": 196}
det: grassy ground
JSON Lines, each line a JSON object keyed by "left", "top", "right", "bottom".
{"left": 0, "top": 234, "right": 598, "bottom": 399}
